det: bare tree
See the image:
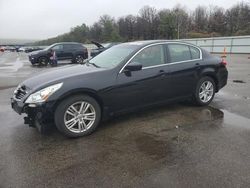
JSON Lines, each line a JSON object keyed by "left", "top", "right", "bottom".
{"left": 36, "top": 2, "right": 250, "bottom": 45}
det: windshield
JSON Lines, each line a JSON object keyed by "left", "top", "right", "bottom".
{"left": 89, "top": 44, "right": 139, "bottom": 68}
{"left": 44, "top": 44, "right": 55, "bottom": 50}
{"left": 101, "top": 43, "right": 111, "bottom": 48}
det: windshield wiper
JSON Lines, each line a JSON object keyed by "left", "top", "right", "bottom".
{"left": 87, "top": 61, "right": 100, "bottom": 68}
{"left": 81, "top": 59, "right": 100, "bottom": 68}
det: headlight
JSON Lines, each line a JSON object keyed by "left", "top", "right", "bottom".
{"left": 25, "top": 83, "right": 63, "bottom": 103}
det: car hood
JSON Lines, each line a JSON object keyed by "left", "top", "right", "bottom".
{"left": 91, "top": 41, "right": 104, "bottom": 49}
{"left": 22, "top": 64, "right": 104, "bottom": 91}
{"left": 29, "top": 49, "right": 47, "bottom": 56}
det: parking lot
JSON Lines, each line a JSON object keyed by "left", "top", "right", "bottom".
{"left": 0, "top": 52, "right": 250, "bottom": 187}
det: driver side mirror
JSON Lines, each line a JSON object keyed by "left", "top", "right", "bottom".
{"left": 124, "top": 62, "right": 142, "bottom": 72}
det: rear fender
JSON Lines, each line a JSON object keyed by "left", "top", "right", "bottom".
{"left": 199, "top": 68, "right": 219, "bottom": 92}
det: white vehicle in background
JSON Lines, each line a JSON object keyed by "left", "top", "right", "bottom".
{"left": 18, "top": 47, "right": 32, "bottom": 53}
{"left": 18, "top": 47, "right": 26, "bottom": 52}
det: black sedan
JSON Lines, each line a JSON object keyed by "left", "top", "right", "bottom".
{"left": 11, "top": 40, "right": 228, "bottom": 137}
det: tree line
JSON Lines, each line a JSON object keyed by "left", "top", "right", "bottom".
{"left": 36, "top": 2, "right": 250, "bottom": 45}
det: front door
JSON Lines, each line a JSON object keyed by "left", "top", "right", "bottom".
{"left": 111, "top": 44, "right": 171, "bottom": 112}
{"left": 51, "top": 44, "right": 65, "bottom": 60}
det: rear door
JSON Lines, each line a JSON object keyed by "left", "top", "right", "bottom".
{"left": 166, "top": 43, "right": 202, "bottom": 98}
{"left": 62, "top": 44, "right": 74, "bottom": 59}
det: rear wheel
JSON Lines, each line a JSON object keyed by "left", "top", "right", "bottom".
{"left": 54, "top": 95, "right": 101, "bottom": 137}
{"left": 193, "top": 76, "right": 215, "bottom": 106}
{"left": 38, "top": 57, "right": 49, "bottom": 66}
{"left": 74, "top": 55, "right": 84, "bottom": 64}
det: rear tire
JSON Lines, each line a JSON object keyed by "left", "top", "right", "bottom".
{"left": 54, "top": 95, "right": 101, "bottom": 137}
{"left": 193, "top": 76, "right": 215, "bottom": 106}
{"left": 74, "top": 55, "right": 84, "bottom": 64}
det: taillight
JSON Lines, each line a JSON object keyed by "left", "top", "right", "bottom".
{"left": 221, "top": 58, "right": 227, "bottom": 66}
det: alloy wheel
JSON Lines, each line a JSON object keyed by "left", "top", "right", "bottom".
{"left": 75, "top": 55, "right": 84, "bottom": 63}
{"left": 64, "top": 101, "right": 96, "bottom": 133}
{"left": 199, "top": 81, "right": 214, "bottom": 103}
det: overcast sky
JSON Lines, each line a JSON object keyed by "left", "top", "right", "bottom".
{"left": 0, "top": 0, "right": 244, "bottom": 40}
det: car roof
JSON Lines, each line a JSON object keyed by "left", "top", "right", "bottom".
{"left": 123, "top": 40, "right": 197, "bottom": 48}
{"left": 54, "top": 42, "right": 82, "bottom": 45}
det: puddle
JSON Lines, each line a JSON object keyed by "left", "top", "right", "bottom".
{"left": 135, "top": 133, "right": 171, "bottom": 160}
{"left": 233, "top": 80, "right": 246, "bottom": 83}
{"left": 133, "top": 106, "right": 250, "bottom": 164}
{"left": 134, "top": 132, "right": 188, "bottom": 166}
{"left": 0, "top": 57, "right": 23, "bottom": 72}
{"left": 222, "top": 109, "right": 250, "bottom": 129}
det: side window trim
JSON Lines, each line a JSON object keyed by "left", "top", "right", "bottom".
{"left": 62, "top": 44, "right": 67, "bottom": 50}
{"left": 188, "top": 46, "right": 193, "bottom": 59}
{"left": 165, "top": 44, "right": 171, "bottom": 64}
{"left": 119, "top": 42, "right": 202, "bottom": 73}
{"left": 163, "top": 44, "right": 170, "bottom": 64}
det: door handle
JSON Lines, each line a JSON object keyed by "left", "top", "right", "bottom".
{"left": 195, "top": 63, "right": 201, "bottom": 70}
{"left": 158, "top": 70, "right": 166, "bottom": 77}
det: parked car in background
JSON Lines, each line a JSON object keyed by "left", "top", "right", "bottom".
{"left": 31, "top": 46, "right": 45, "bottom": 52}
{"left": 4, "top": 46, "right": 16, "bottom": 52}
{"left": 90, "top": 41, "right": 120, "bottom": 57}
{"left": 18, "top": 47, "right": 32, "bottom": 52}
{"left": 0, "top": 46, "right": 5, "bottom": 52}
{"left": 18, "top": 46, "right": 45, "bottom": 53}
{"left": 28, "top": 42, "right": 88, "bottom": 66}
{"left": 11, "top": 40, "right": 228, "bottom": 137}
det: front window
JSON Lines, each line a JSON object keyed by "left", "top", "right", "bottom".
{"left": 51, "top": 45, "right": 63, "bottom": 51}
{"left": 131, "top": 45, "right": 165, "bottom": 68}
{"left": 89, "top": 44, "right": 139, "bottom": 68}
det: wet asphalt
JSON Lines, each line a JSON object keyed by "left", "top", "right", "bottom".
{"left": 0, "top": 52, "right": 250, "bottom": 188}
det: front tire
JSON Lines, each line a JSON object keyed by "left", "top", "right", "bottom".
{"left": 193, "top": 76, "right": 215, "bottom": 106}
{"left": 38, "top": 56, "right": 49, "bottom": 66}
{"left": 54, "top": 95, "right": 101, "bottom": 137}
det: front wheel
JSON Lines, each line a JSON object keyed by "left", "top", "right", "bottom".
{"left": 54, "top": 95, "right": 101, "bottom": 137}
{"left": 38, "top": 57, "right": 49, "bottom": 66}
{"left": 193, "top": 76, "right": 215, "bottom": 106}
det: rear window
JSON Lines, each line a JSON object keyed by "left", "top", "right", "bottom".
{"left": 190, "top": 46, "right": 200, "bottom": 59}
{"left": 168, "top": 44, "right": 191, "bottom": 62}
{"left": 64, "top": 44, "right": 83, "bottom": 50}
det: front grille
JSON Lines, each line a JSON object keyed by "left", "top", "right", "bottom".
{"left": 14, "top": 85, "right": 28, "bottom": 100}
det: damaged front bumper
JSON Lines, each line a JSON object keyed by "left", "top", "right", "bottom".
{"left": 11, "top": 97, "right": 55, "bottom": 130}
